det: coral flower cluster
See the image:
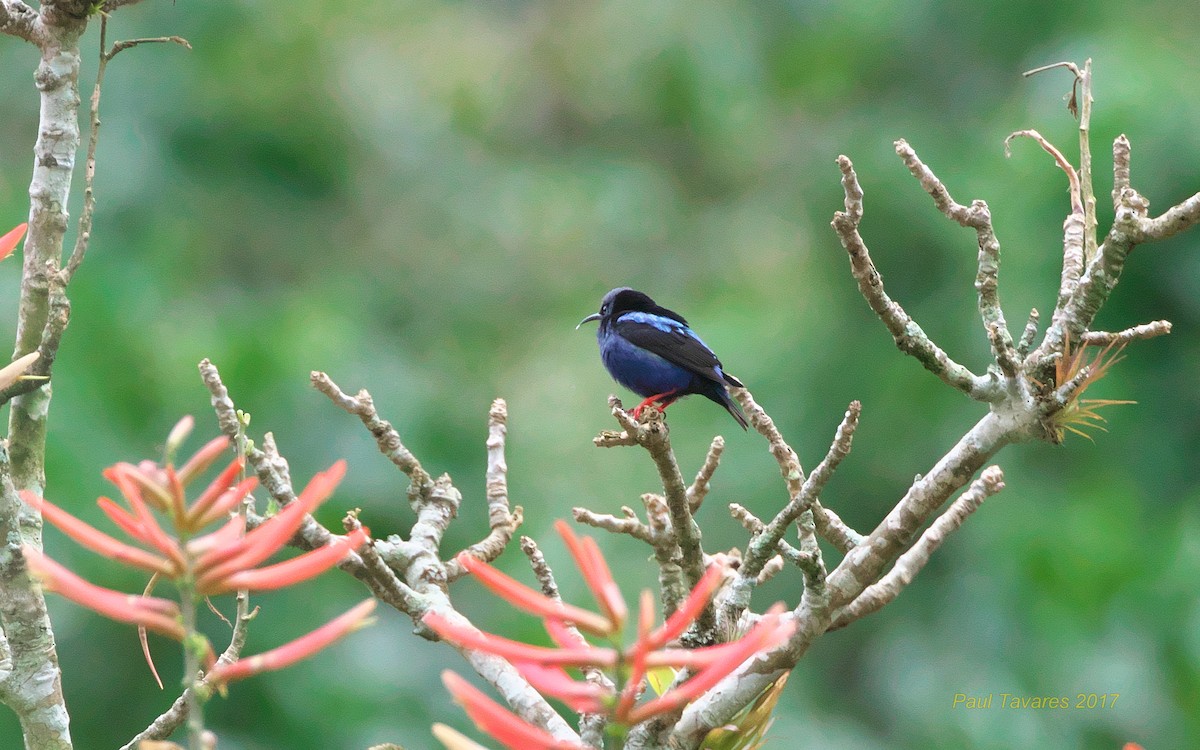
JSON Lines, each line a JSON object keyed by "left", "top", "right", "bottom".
{"left": 21, "top": 425, "right": 374, "bottom": 683}
{"left": 425, "top": 521, "right": 794, "bottom": 750}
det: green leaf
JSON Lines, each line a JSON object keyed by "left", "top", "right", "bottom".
{"left": 646, "top": 666, "right": 677, "bottom": 696}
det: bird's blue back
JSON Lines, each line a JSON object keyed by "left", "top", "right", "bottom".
{"left": 598, "top": 311, "right": 721, "bottom": 397}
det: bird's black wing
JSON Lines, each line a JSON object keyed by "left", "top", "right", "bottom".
{"left": 612, "top": 312, "right": 728, "bottom": 384}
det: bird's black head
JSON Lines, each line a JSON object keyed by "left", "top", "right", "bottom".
{"left": 577, "top": 287, "right": 688, "bottom": 329}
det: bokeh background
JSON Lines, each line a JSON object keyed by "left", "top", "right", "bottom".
{"left": 1, "top": 1, "right": 1198, "bottom": 748}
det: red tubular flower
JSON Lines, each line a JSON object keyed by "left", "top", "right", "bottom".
{"left": 615, "top": 589, "right": 660, "bottom": 718}
{"left": 0, "top": 222, "right": 26, "bottom": 262}
{"left": 21, "top": 491, "right": 179, "bottom": 577}
{"left": 202, "top": 527, "right": 369, "bottom": 595}
{"left": 25, "top": 426, "right": 374, "bottom": 700}
{"left": 456, "top": 553, "right": 614, "bottom": 636}
{"left": 34, "top": 452, "right": 354, "bottom": 597}
{"left": 106, "top": 462, "right": 174, "bottom": 513}
{"left": 643, "top": 563, "right": 723, "bottom": 650}
{"left": 424, "top": 611, "right": 616, "bottom": 668}
{"left": 541, "top": 617, "right": 586, "bottom": 650}
{"left": 625, "top": 606, "right": 794, "bottom": 724}
{"left": 184, "top": 458, "right": 244, "bottom": 522}
{"left": 164, "top": 466, "right": 188, "bottom": 525}
{"left": 188, "top": 474, "right": 257, "bottom": 530}
{"left": 176, "top": 436, "right": 234, "bottom": 485}
{"left": 95, "top": 496, "right": 149, "bottom": 541}
{"left": 553, "top": 519, "right": 627, "bottom": 631}
{"left": 441, "top": 671, "right": 588, "bottom": 750}
{"left": 512, "top": 662, "right": 609, "bottom": 714}
{"left": 206, "top": 599, "right": 377, "bottom": 684}
{"left": 185, "top": 514, "right": 247, "bottom": 557}
{"left": 105, "top": 468, "right": 188, "bottom": 570}
{"left": 441, "top": 521, "right": 797, "bottom": 745}
{"left": 193, "top": 460, "right": 347, "bottom": 586}
{"left": 23, "top": 546, "right": 186, "bottom": 641}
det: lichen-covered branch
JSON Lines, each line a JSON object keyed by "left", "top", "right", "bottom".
{"left": 201, "top": 361, "right": 580, "bottom": 741}
{"left": 831, "top": 156, "right": 1001, "bottom": 402}
{"left": 445, "top": 399, "right": 523, "bottom": 582}
{"left": 311, "top": 371, "right": 433, "bottom": 495}
{"left": 728, "top": 402, "right": 860, "bottom": 618}
{"left": 650, "top": 63, "right": 1200, "bottom": 745}
{"left": 898, "top": 139, "right": 1020, "bottom": 373}
{"left": 573, "top": 506, "right": 655, "bottom": 545}
{"left": 727, "top": 503, "right": 803, "bottom": 583}
{"left": 732, "top": 388, "right": 861, "bottom": 553}
{"left": 0, "top": 3, "right": 97, "bottom": 746}
{"left": 0, "top": 0, "right": 43, "bottom": 44}
{"left": 593, "top": 398, "right": 709, "bottom": 625}
{"left": 732, "top": 388, "right": 803, "bottom": 495}
{"left": 716, "top": 404, "right": 856, "bottom": 636}
{"left": 686, "top": 436, "right": 724, "bottom": 513}
{"left": 311, "top": 371, "right": 470, "bottom": 590}
{"left": 0, "top": 444, "right": 70, "bottom": 748}
{"left": 1139, "top": 191, "right": 1200, "bottom": 240}
{"left": 1029, "top": 129, "right": 1198, "bottom": 379}
{"left": 575, "top": 491, "right": 689, "bottom": 623}
{"left": 1081, "top": 320, "right": 1171, "bottom": 347}
{"left": 828, "top": 466, "right": 1005, "bottom": 630}
{"left": 1016, "top": 308, "right": 1040, "bottom": 357}
{"left": 642, "top": 426, "right": 706, "bottom": 601}
{"left": 669, "top": 409, "right": 1015, "bottom": 748}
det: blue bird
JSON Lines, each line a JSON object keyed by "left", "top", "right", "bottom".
{"left": 578, "top": 287, "right": 749, "bottom": 430}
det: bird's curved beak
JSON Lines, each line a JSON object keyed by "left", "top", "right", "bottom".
{"left": 576, "top": 313, "right": 601, "bottom": 330}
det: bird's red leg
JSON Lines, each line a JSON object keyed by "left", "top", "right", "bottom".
{"left": 632, "top": 390, "right": 680, "bottom": 418}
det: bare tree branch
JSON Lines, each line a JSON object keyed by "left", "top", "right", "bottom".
{"left": 731, "top": 388, "right": 803, "bottom": 495}
{"left": 0, "top": 0, "right": 43, "bottom": 44}
{"left": 719, "top": 404, "right": 856, "bottom": 633}
{"left": 311, "top": 371, "right": 433, "bottom": 495}
{"left": 63, "top": 21, "right": 190, "bottom": 284}
{"left": 594, "top": 398, "right": 709, "bottom": 626}
{"left": 1081, "top": 320, "right": 1171, "bottom": 347}
{"left": 445, "top": 399, "right": 523, "bottom": 581}
{"left": 573, "top": 506, "right": 655, "bottom": 544}
{"left": 828, "top": 466, "right": 1005, "bottom": 630}
{"left": 737, "top": 402, "right": 860, "bottom": 584}
{"left": 0, "top": 2, "right": 93, "bottom": 743}
{"left": 896, "top": 139, "right": 1016, "bottom": 366}
{"left": 1112, "top": 134, "right": 1131, "bottom": 201}
{"left": 731, "top": 388, "right": 862, "bottom": 553}
{"left": 831, "top": 155, "right": 1001, "bottom": 402}
{"left": 204, "top": 361, "right": 576, "bottom": 741}
{"left": 727, "top": 503, "right": 804, "bottom": 578}
{"left": 1016, "top": 308, "right": 1040, "bottom": 357}
{"left": 686, "top": 436, "right": 724, "bottom": 513}
{"left": 1139, "top": 191, "right": 1200, "bottom": 240}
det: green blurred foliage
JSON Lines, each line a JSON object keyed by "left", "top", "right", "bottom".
{"left": 1, "top": 1, "right": 1198, "bottom": 748}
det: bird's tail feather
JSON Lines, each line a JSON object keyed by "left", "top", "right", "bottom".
{"left": 718, "top": 388, "right": 749, "bottom": 430}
